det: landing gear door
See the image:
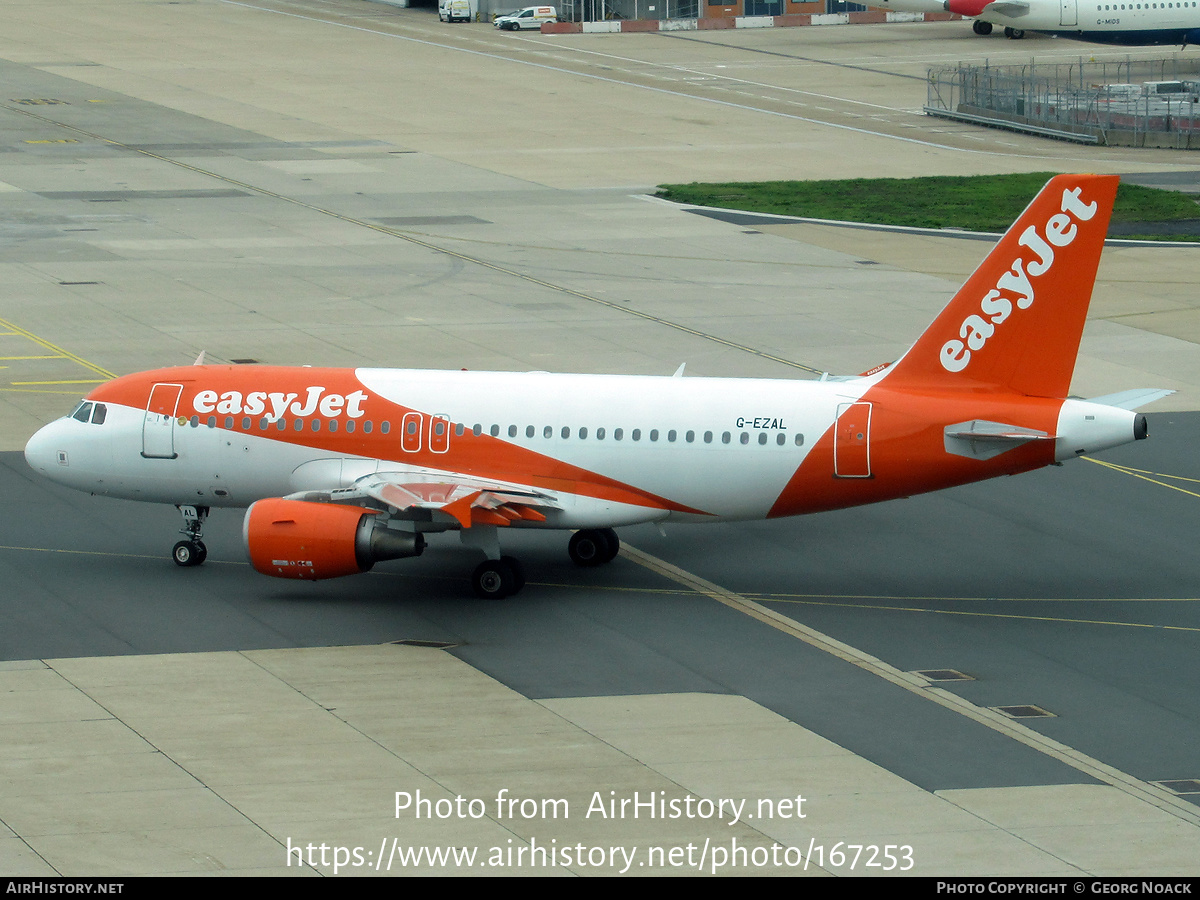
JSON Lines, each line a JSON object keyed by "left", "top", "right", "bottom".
{"left": 834, "top": 401, "right": 872, "bottom": 478}
{"left": 143, "top": 383, "right": 183, "bottom": 459}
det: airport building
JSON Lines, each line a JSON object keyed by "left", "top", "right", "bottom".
{"left": 374, "top": 0, "right": 867, "bottom": 24}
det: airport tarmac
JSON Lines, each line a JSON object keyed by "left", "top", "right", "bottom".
{"left": 2, "top": 0, "right": 1200, "bottom": 877}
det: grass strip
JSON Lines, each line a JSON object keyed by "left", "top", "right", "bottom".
{"left": 656, "top": 173, "right": 1200, "bottom": 240}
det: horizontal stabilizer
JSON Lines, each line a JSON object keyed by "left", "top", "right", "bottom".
{"left": 944, "top": 419, "right": 1052, "bottom": 460}
{"left": 1085, "top": 388, "right": 1174, "bottom": 411}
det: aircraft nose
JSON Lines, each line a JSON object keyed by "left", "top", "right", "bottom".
{"left": 24, "top": 419, "right": 68, "bottom": 475}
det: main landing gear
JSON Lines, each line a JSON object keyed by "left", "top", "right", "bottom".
{"left": 568, "top": 527, "right": 620, "bottom": 567}
{"left": 470, "top": 527, "right": 621, "bottom": 599}
{"left": 969, "top": 20, "right": 1019, "bottom": 38}
{"left": 471, "top": 556, "right": 526, "bottom": 599}
{"left": 172, "top": 504, "right": 209, "bottom": 567}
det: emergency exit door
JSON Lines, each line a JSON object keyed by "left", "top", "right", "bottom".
{"left": 834, "top": 402, "right": 872, "bottom": 478}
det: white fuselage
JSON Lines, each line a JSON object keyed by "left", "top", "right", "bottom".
{"left": 23, "top": 368, "right": 872, "bottom": 528}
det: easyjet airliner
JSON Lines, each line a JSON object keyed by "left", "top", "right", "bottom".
{"left": 24, "top": 174, "right": 1167, "bottom": 598}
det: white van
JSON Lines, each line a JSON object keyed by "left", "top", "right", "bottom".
{"left": 493, "top": 6, "right": 557, "bottom": 29}
{"left": 439, "top": 0, "right": 472, "bottom": 22}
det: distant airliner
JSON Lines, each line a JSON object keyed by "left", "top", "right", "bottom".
{"left": 24, "top": 175, "right": 1168, "bottom": 598}
{"left": 947, "top": 0, "right": 1200, "bottom": 42}
{"left": 873, "top": 0, "right": 1200, "bottom": 41}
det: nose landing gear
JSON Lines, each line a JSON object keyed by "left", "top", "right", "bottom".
{"left": 173, "top": 504, "right": 209, "bottom": 567}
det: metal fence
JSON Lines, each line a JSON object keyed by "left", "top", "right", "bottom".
{"left": 926, "top": 55, "right": 1200, "bottom": 148}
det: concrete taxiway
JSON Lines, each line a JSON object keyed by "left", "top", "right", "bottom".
{"left": 1, "top": 0, "right": 1199, "bottom": 876}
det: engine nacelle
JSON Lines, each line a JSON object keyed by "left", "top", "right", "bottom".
{"left": 944, "top": 0, "right": 992, "bottom": 15}
{"left": 244, "top": 498, "right": 424, "bottom": 580}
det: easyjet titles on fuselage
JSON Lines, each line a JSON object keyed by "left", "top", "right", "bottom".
{"left": 939, "top": 186, "right": 1099, "bottom": 374}
{"left": 191, "top": 386, "right": 370, "bottom": 422}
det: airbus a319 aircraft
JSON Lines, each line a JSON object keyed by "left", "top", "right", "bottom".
{"left": 24, "top": 174, "right": 1167, "bottom": 598}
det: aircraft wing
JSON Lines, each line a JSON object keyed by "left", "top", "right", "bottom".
{"left": 358, "top": 473, "right": 557, "bottom": 528}
{"left": 286, "top": 471, "right": 558, "bottom": 528}
{"left": 983, "top": 0, "right": 1030, "bottom": 16}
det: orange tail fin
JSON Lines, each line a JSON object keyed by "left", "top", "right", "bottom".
{"left": 882, "top": 174, "right": 1118, "bottom": 398}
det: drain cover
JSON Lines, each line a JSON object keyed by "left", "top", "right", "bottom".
{"left": 993, "top": 705, "right": 1055, "bottom": 719}
{"left": 915, "top": 669, "right": 974, "bottom": 682}
{"left": 1157, "top": 779, "right": 1200, "bottom": 795}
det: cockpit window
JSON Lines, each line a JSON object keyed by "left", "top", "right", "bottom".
{"left": 68, "top": 401, "right": 107, "bottom": 425}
